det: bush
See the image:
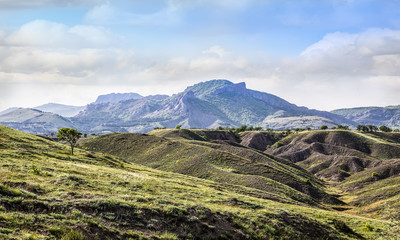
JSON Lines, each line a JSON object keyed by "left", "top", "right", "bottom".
{"left": 175, "top": 125, "right": 182, "bottom": 129}
{"left": 379, "top": 125, "right": 392, "bottom": 132}
{"left": 372, "top": 172, "right": 380, "bottom": 178}
{"left": 357, "top": 124, "right": 369, "bottom": 132}
{"left": 336, "top": 125, "right": 349, "bottom": 130}
{"left": 61, "top": 230, "right": 87, "bottom": 240}
{"left": 364, "top": 222, "right": 374, "bottom": 231}
{"left": 235, "top": 125, "right": 247, "bottom": 132}
{"left": 320, "top": 125, "right": 328, "bottom": 130}
{"left": 273, "top": 141, "right": 284, "bottom": 150}
{"left": 367, "top": 124, "right": 378, "bottom": 132}
{"left": 31, "top": 165, "right": 41, "bottom": 175}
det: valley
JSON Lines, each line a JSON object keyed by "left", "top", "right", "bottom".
{"left": 1, "top": 123, "right": 398, "bottom": 239}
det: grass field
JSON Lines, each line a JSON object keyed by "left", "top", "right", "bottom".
{"left": 1, "top": 125, "right": 397, "bottom": 239}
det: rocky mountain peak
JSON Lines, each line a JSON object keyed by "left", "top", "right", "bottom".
{"left": 94, "top": 92, "right": 143, "bottom": 104}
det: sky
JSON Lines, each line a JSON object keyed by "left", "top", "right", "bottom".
{"left": 1, "top": 0, "right": 400, "bottom": 111}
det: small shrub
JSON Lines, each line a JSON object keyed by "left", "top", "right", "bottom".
{"left": 152, "top": 232, "right": 178, "bottom": 240}
{"left": 273, "top": 141, "right": 284, "bottom": 150}
{"left": 364, "top": 222, "right": 374, "bottom": 231}
{"left": 61, "top": 230, "right": 87, "bottom": 240}
{"left": 30, "top": 165, "right": 41, "bottom": 175}
{"left": 48, "top": 227, "right": 65, "bottom": 238}
{"left": 372, "top": 172, "right": 380, "bottom": 178}
{"left": 0, "top": 184, "right": 19, "bottom": 196}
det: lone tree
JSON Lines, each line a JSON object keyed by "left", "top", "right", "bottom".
{"left": 57, "top": 128, "right": 82, "bottom": 155}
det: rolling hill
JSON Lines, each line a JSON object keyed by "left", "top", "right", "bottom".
{"left": 33, "top": 103, "right": 86, "bottom": 118}
{"left": 266, "top": 130, "right": 400, "bottom": 219}
{"left": 0, "top": 108, "right": 76, "bottom": 135}
{"left": 1, "top": 124, "right": 393, "bottom": 239}
{"left": 79, "top": 130, "right": 338, "bottom": 206}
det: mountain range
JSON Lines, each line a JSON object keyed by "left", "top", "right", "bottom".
{"left": 0, "top": 79, "right": 399, "bottom": 134}
{"left": 33, "top": 103, "right": 86, "bottom": 117}
{"left": 332, "top": 105, "right": 400, "bottom": 128}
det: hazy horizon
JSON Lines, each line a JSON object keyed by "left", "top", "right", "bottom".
{"left": 1, "top": 0, "right": 400, "bottom": 112}
{"left": 1, "top": 79, "right": 398, "bottom": 113}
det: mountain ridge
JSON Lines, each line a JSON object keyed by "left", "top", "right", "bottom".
{"left": 2, "top": 79, "right": 398, "bottom": 135}
{"left": 332, "top": 105, "right": 400, "bottom": 128}
{"left": 33, "top": 103, "right": 85, "bottom": 117}
{"left": 94, "top": 92, "right": 143, "bottom": 104}
{"left": 72, "top": 79, "right": 358, "bottom": 133}
{"left": 0, "top": 108, "right": 76, "bottom": 135}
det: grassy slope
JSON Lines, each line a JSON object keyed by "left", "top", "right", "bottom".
{"left": 267, "top": 130, "right": 400, "bottom": 220}
{"left": 0, "top": 125, "right": 391, "bottom": 239}
{"left": 80, "top": 129, "right": 340, "bottom": 206}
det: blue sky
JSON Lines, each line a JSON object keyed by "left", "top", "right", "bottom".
{"left": 1, "top": 0, "right": 400, "bottom": 111}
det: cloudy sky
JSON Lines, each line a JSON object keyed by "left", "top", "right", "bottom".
{"left": 1, "top": 0, "right": 400, "bottom": 111}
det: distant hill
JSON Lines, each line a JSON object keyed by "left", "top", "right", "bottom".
{"left": 73, "top": 80, "right": 357, "bottom": 133}
{"left": 0, "top": 107, "right": 19, "bottom": 116}
{"left": 332, "top": 106, "right": 400, "bottom": 129}
{"left": 0, "top": 108, "right": 76, "bottom": 135}
{"left": 33, "top": 103, "right": 85, "bottom": 117}
{"left": 94, "top": 92, "right": 143, "bottom": 104}
{"left": 6, "top": 80, "right": 395, "bottom": 135}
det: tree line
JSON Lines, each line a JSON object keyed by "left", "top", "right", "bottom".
{"left": 356, "top": 124, "right": 398, "bottom": 132}
{"left": 153, "top": 124, "right": 400, "bottom": 133}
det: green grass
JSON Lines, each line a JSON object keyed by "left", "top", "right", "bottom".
{"left": 79, "top": 131, "right": 339, "bottom": 206}
{"left": 0, "top": 125, "right": 395, "bottom": 239}
{"left": 267, "top": 129, "right": 400, "bottom": 221}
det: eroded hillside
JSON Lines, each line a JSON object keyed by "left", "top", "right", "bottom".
{"left": 1, "top": 125, "right": 397, "bottom": 239}
{"left": 267, "top": 130, "right": 400, "bottom": 219}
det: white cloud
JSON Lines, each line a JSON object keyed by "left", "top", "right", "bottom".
{"left": 0, "top": 19, "right": 134, "bottom": 82}
{"left": 202, "top": 45, "right": 231, "bottom": 58}
{"left": 280, "top": 29, "right": 400, "bottom": 81}
{"left": 1, "top": 21, "right": 400, "bottom": 112}
{"left": 5, "top": 20, "right": 120, "bottom": 48}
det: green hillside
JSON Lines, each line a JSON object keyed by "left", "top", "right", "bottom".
{"left": 267, "top": 130, "right": 400, "bottom": 220}
{"left": 79, "top": 130, "right": 338, "bottom": 206}
{"left": 0, "top": 125, "right": 396, "bottom": 239}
